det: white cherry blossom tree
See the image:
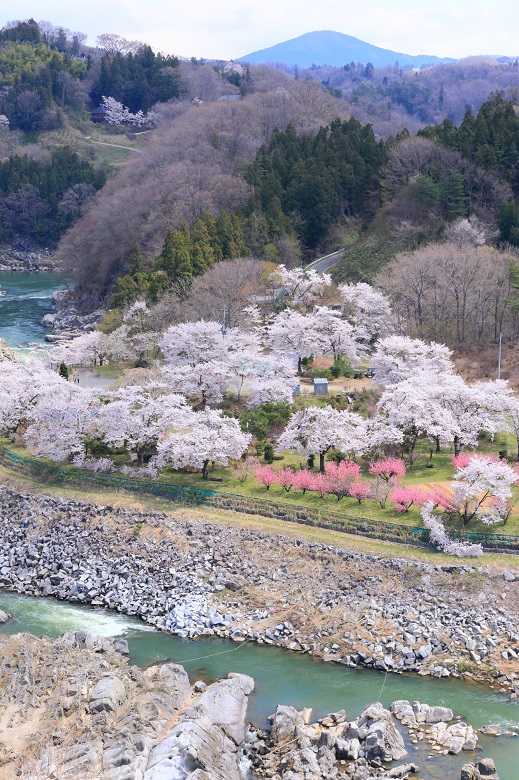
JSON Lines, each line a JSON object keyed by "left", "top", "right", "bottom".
{"left": 156, "top": 408, "right": 251, "bottom": 478}
{"left": 370, "top": 335, "right": 454, "bottom": 387}
{"left": 277, "top": 406, "right": 366, "bottom": 472}
{"left": 270, "top": 264, "right": 332, "bottom": 307}
{"left": 339, "top": 282, "right": 393, "bottom": 349}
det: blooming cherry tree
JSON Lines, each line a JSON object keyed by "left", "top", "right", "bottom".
{"left": 101, "top": 95, "right": 155, "bottom": 126}
{"left": 266, "top": 309, "right": 322, "bottom": 373}
{"left": 270, "top": 264, "right": 332, "bottom": 307}
{"left": 339, "top": 282, "right": 393, "bottom": 349}
{"left": 420, "top": 502, "right": 483, "bottom": 557}
{"left": 451, "top": 453, "right": 518, "bottom": 525}
{"left": 370, "top": 336, "right": 454, "bottom": 387}
{"left": 377, "top": 373, "right": 458, "bottom": 464}
{"left": 277, "top": 406, "right": 366, "bottom": 472}
{"left": 312, "top": 306, "right": 358, "bottom": 363}
{"left": 96, "top": 385, "right": 189, "bottom": 464}
{"left": 156, "top": 408, "right": 251, "bottom": 478}
{"left": 25, "top": 382, "right": 97, "bottom": 461}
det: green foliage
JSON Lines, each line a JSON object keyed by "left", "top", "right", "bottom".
{"left": 111, "top": 211, "right": 252, "bottom": 307}
{"left": 419, "top": 93, "right": 519, "bottom": 195}
{"left": 330, "top": 359, "right": 354, "bottom": 378}
{"left": 240, "top": 402, "right": 292, "bottom": 440}
{"left": 245, "top": 118, "right": 387, "bottom": 247}
{"left": 263, "top": 441, "right": 275, "bottom": 463}
{"left": 0, "top": 40, "right": 86, "bottom": 131}
{"left": 500, "top": 201, "right": 519, "bottom": 246}
{"left": 90, "top": 47, "right": 181, "bottom": 113}
{"left": 332, "top": 239, "right": 396, "bottom": 284}
{"left": 0, "top": 147, "right": 105, "bottom": 244}
{"left": 58, "top": 362, "right": 69, "bottom": 380}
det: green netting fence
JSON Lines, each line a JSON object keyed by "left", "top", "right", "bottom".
{"left": 1, "top": 445, "right": 518, "bottom": 553}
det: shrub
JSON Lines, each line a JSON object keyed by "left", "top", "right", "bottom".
{"left": 263, "top": 442, "right": 275, "bottom": 463}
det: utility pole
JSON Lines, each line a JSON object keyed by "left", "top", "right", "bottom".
{"left": 498, "top": 332, "right": 503, "bottom": 380}
{"left": 221, "top": 307, "right": 228, "bottom": 335}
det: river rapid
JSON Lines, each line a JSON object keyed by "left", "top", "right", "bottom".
{"left": 0, "top": 270, "right": 68, "bottom": 348}
{"left": 0, "top": 591, "right": 517, "bottom": 780}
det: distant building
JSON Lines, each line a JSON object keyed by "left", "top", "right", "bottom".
{"left": 90, "top": 105, "right": 108, "bottom": 123}
{"left": 314, "top": 378, "right": 328, "bottom": 395}
{"left": 218, "top": 94, "right": 241, "bottom": 101}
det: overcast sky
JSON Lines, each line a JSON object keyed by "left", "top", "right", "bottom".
{"left": 7, "top": 0, "right": 518, "bottom": 60}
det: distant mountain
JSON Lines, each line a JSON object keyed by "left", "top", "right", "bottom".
{"left": 236, "top": 30, "right": 457, "bottom": 69}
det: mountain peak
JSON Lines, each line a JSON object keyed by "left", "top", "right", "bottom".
{"left": 237, "top": 30, "right": 456, "bottom": 69}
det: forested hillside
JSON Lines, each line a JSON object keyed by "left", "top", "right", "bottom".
{"left": 1, "top": 17, "right": 519, "bottom": 336}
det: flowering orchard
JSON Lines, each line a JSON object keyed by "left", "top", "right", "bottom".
{"left": 3, "top": 275, "right": 519, "bottom": 556}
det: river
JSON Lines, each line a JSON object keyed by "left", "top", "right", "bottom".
{"left": 0, "top": 270, "right": 69, "bottom": 348}
{"left": 0, "top": 591, "right": 517, "bottom": 780}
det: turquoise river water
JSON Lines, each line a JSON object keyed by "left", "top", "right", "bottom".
{"left": 0, "top": 592, "right": 517, "bottom": 780}
{"left": 0, "top": 270, "right": 69, "bottom": 348}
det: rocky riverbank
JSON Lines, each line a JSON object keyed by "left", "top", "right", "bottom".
{"left": 0, "top": 244, "right": 56, "bottom": 271}
{"left": 0, "top": 485, "right": 518, "bottom": 696}
{"left": 0, "top": 630, "right": 502, "bottom": 779}
{"left": 42, "top": 289, "right": 103, "bottom": 341}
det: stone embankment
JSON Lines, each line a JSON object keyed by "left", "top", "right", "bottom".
{"left": 0, "top": 244, "right": 55, "bottom": 271}
{"left": 0, "top": 486, "right": 518, "bottom": 695}
{"left": 0, "top": 631, "right": 501, "bottom": 779}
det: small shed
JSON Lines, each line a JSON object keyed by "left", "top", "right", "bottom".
{"left": 90, "top": 105, "right": 108, "bottom": 123}
{"left": 313, "top": 378, "right": 328, "bottom": 395}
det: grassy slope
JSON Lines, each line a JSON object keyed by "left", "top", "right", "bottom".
{"left": 1, "top": 464, "right": 517, "bottom": 568}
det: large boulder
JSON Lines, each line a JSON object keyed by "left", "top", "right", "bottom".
{"left": 358, "top": 703, "right": 407, "bottom": 762}
{"left": 89, "top": 676, "right": 126, "bottom": 713}
{"left": 461, "top": 758, "right": 500, "bottom": 780}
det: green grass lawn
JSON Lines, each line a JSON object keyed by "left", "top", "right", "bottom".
{"left": 3, "top": 433, "right": 519, "bottom": 539}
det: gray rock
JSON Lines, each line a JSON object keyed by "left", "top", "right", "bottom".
{"left": 461, "top": 757, "right": 500, "bottom": 780}
{"left": 479, "top": 724, "right": 503, "bottom": 736}
{"left": 89, "top": 676, "right": 126, "bottom": 713}
{"left": 359, "top": 703, "right": 407, "bottom": 762}
{"left": 0, "top": 609, "right": 11, "bottom": 623}
{"left": 383, "top": 764, "right": 420, "bottom": 778}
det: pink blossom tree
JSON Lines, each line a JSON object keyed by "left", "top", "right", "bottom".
{"left": 348, "top": 481, "right": 370, "bottom": 504}
{"left": 291, "top": 469, "right": 315, "bottom": 494}
{"left": 389, "top": 486, "right": 423, "bottom": 512}
{"left": 324, "top": 460, "right": 362, "bottom": 501}
{"left": 273, "top": 467, "right": 295, "bottom": 492}
{"left": 255, "top": 465, "right": 277, "bottom": 490}
{"left": 369, "top": 457, "right": 406, "bottom": 508}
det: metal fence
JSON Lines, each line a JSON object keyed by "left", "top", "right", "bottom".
{"left": 1, "top": 445, "right": 518, "bottom": 553}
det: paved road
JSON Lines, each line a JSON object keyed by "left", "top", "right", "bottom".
{"left": 306, "top": 248, "right": 344, "bottom": 273}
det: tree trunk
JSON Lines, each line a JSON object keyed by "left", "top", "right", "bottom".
{"left": 319, "top": 451, "right": 325, "bottom": 473}
{"left": 298, "top": 356, "right": 302, "bottom": 374}
{"left": 435, "top": 435, "right": 441, "bottom": 453}
{"left": 202, "top": 459, "right": 209, "bottom": 479}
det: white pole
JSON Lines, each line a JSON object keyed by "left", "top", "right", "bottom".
{"left": 498, "top": 332, "right": 503, "bottom": 380}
